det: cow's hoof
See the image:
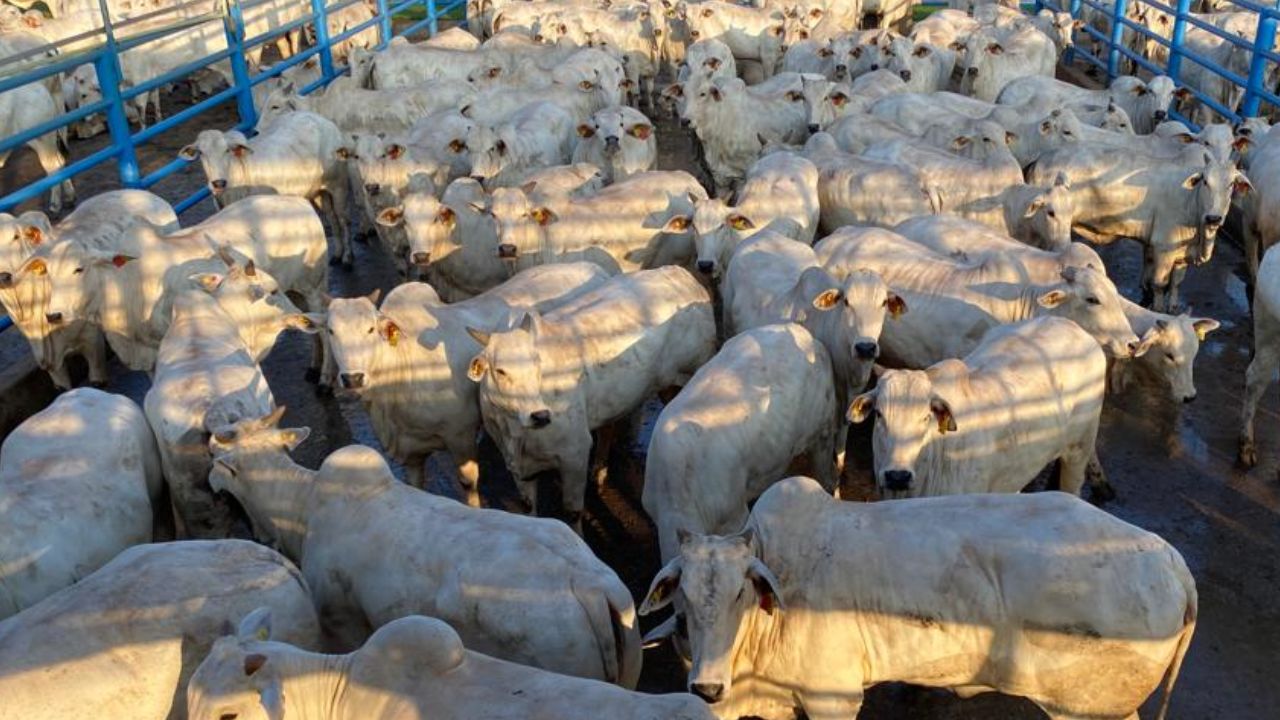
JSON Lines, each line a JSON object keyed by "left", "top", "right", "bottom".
{"left": 315, "top": 383, "right": 334, "bottom": 398}
{"left": 1239, "top": 439, "right": 1258, "bottom": 469}
{"left": 328, "top": 255, "right": 342, "bottom": 266}
{"left": 1089, "top": 482, "right": 1117, "bottom": 505}
{"left": 304, "top": 367, "right": 321, "bottom": 384}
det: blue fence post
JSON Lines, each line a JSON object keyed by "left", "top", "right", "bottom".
{"left": 428, "top": 0, "right": 438, "bottom": 35}
{"left": 1166, "top": 0, "right": 1191, "bottom": 86}
{"left": 223, "top": 0, "right": 258, "bottom": 131}
{"left": 1241, "top": 15, "right": 1279, "bottom": 119}
{"left": 95, "top": 0, "right": 140, "bottom": 187}
{"left": 310, "top": 0, "right": 336, "bottom": 79}
{"left": 376, "top": 0, "right": 392, "bottom": 48}
{"left": 1107, "top": 0, "right": 1129, "bottom": 79}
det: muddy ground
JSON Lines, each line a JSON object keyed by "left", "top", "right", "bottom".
{"left": 0, "top": 56, "right": 1277, "bottom": 720}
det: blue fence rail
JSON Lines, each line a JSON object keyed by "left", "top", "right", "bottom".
{"left": 0, "top": 0, "right": 463, "bottom": 334}
{"left": 1040, "top": 0, "right": 1280, "bottom": 126}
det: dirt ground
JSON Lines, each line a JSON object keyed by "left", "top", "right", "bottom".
{"left": 1, "top": 58, "right": 1278, "bottom": 720}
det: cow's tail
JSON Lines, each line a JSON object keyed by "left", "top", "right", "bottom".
{"left": 1155, "top": 559, "right": 1198, "bottom": 720}
{"left": 571, "top": 575, "right": 642, "bottom": 689}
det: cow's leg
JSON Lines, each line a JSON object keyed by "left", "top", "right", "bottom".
{"left": 447, "top": 435, "right": 482, "bottom": 508}
{"left": 1084, "top": 450, "right": 1114, "bottom": 503}
{"left": 560, "top": 433, "right": 594, "bottom": 535}
{"left": 30, "top": 136, "right": 67, "bottom": 214}
{"left": 809, "top": 427, "right": 839, "bottom": 494}
{"left": 590, "top": 423, "right": 616, "bottom": 489}
{"left": 1239, "top": 301, "right": 1280, "bottom": 468}
{"left": 328, "top": 177, "right": 355, "bottom": 267}
{"left": 1148, "top": 251, "right": 1179, "bottom": 313}
{"left": 84, "top": 328, "right": 108, "bottom": 387}
{"left": 402, "top": 455, "right": 427, "bottom": 489}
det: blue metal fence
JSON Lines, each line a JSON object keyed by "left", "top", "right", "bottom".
{"left": 1039, "top": 0, "right": 1280, "bottom": 126}
{"left": 0, "top": 0, "right": 462, "bottom": 334}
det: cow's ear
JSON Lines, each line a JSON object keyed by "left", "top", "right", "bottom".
{"left": 709, "top": 86, "right": 722, "bottom": 102}
{"left": 376, "top": 206, "right": 404, "bottom": 227}
{"left": 436, "top": 206, "right": 457, "bottom": 227}
{"left": 577, "top": 123, "right": 595, "bottom": 138}
{"left": 379, "top": 317, "right": 402, "bottom": 346}
{"left": 230, "top": 144, "right": 252, "bottom": 158}
{"left": 663, "top": 214, "right": 691, "bottom": 233}
{"left": 639, "top": 557, "right": 682, "bottom": 615}
{"left": 1192, "top": 317, "right": 1220, "bottom": 341}
{"left": 238, "top": 607, "right": 273, "bottom": 643}
{"left": 884, "top": 291, "right": 908, "bottom": 318}
{"left": 279, "top": 427, "right": 310, "bottom": 451}
{"left": 951, "top": 134, "right": 971, "bottom": 149}
{"left": 1182, "top": 172, "right": 1204, "bottom": 189}
{"left": 1036, "top": 288, "right": 1069, "bottom": 308}
{"left": 1005, "top": 130, "right": 1018, "bottom": 146}
{"left": 259, "top": 675, "right": 285, "bottom": 720}
{"left": 846, "top": 390, "right": 876, "bottom": 423}
{"left": 641, "top": 613, "right": 677, "bottom": 648}
{"left": 283, "top": 313, "right": 321, "bottom": 334}
{"left": 812, "top": 287, "right": 843, "bottom": 310}
{"left": 178, "top": 144, "right": 201, "bottom": 160}
{"left": 531, "top": 207, "right": 558, "bottom": 226}
{"left": 930, "top": 396, "right": 957, "bottom": 434}
{"left": 747, "top": 558, "right": 784, "bottom": 615}
{"left": 190, "top": 273, "right": 225, "bottom": 293}
{"left": 1023, "top": 195, "right": 1047, "bottom": 217}
{"left": 467, "top": 354, "right": 488, "bottom": 381}
{"left": 466, "top": 327, "right": 491, "bottom": 347}
{"left": 335, "top": 146, "right": 356, "bottom": 161}
{"left": 1232, "top": 173, "right": 1253, "bottom": 195}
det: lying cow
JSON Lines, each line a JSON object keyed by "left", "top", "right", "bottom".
{"left": 848, "top": 317, "right": 1111, "bottom": 500}
{"left": 208, "top": 439, "right": 641, "bottom": 686}
{"left": 188, "top": 612, "right": 714, "bottom": 720}
{"left": 0, "top": 540, "right": 320, "bottom": 720}
{"left": 641, "top": 477, "right": 1196, "bottom": 720}
{"left": 0, "top": 388, "right": 161, "bottom": 619}
{"left": 469, "top": 267, "right": 716, "bottom": 530}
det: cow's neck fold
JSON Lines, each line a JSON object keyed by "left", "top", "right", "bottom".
{"left": 275, "top": 647, "right": 353, "bottom": 720}
{"left": 239, "top": 449, "right": 316, "bottom": 562}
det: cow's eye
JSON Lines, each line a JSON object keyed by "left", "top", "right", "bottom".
{"left": 1086, "top": 297, "right": 1101, "bottom": 305}
{"left": 1164, "top": 353, "right": 1175, "bottom": 363}
{"left": 494, "top": 367, "right": 508, "bottom": 378}
{"left": 219, "top": 714, "right": 239, "bottom": 720}
{"left": 1046, "top": 210, "right": 1056, "bottom": 218}
{"left": 367, "top": 326, "right": 375, "bottom": 334}
{"left": 73, "top": 267, "right": 84, "bottom": 274}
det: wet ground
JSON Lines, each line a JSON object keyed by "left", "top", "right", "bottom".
{"left": 1, "top": 59, "right": 1278, "bottom": 720}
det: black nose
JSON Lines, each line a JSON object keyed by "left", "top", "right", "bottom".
{"left": 1204, "top": 214, "right": 1223, "bottom": 226}
{"left": 340, "top": 372, "right": 365, "bottom": 389}
{"left": 1154, "top": 110, "right": 1168, "bottom": 120}
{"left": 1126, "top": 341, "right": 1141, "bottom": 357}
{"left": 854, "top": 341, "right": 878, "bottom": 359}
{"left": 690, "top": 683, "right": 724, "bottom": 703}
{"left": 211, "top": 179, "right": 227, "bottom": 190}
{"left": 680, "top": 118, "right": 691, "bottom": 128}
{"left": 883, "top": 469, "right": 913, "bottom": 491}
{"left": 807, "top": 123, "right": 820, "bottom": 133}
{"left": 530, "top": 409, "right": 551, "bottom": 427}
{"left": 45, "top": 312, "right": 63, "bottom": 324}
{"left": 835, "top": 64, "right": 847, "bottom": 74}
{"left": 497, "top": 243, "right": 517, "bottom": 259}
{"left": 0, "top": 271, "right": 12, "bottom": 288}
{"left": 1183, "top": 394, "right": 1196, "bottom": 404}
{"left": 365, "top": 183, "right": 380, "bottom": 196}
{"left": 966, "top": 66, "right": 978, "bottom": 76}
{"left": 869, "top": 63, "right": 879, "bottom": 71}
{"left": 696, "top": 260, "right": 714, "bottom": 274}
{"left": 899, "top": 69, "right": 912, "bottom": 81}
{"left": 412, "top": 251, "right": 430, "bottom": 266}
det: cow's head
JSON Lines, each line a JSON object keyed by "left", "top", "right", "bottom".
{"left": 1036, "top": 265, "right": 1141, "bottom": 358}
{"left": 796, "top": 267, "right": 905, "bottom": 394}
{"left": 467, "top": 311, "right": 555, "bottom": 429}
{"left": 1021, "top": 173, "right": 1076, "bottom": 251}
{"left": 192, "top": 253, "right": 320, "bottom": 361}
{"left": 640, "top": 528, "right": 783, "bottom": 705}
{"left": 1133, "top": 315, "right": 1219, "bottom": 403}
{"left": 179, "top": 130, "right": 252, "bottom": 199}
{"left": 1184, "top": 160, "right": 1250, "bottom": 265}
{"left": 322, "top": 288, "right": 405, "bottom": 395}
{"left": 186, "top": 608, "right": 289, "bottom": 720}
{"left": 848, "top": 367, "right": 956, "bottom": 497}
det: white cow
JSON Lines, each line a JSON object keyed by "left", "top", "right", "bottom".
{"left": 468, "top": 101, "right": 578, "bottom": 188}
{"left": 683, "top": 1, "right": 787, "bottom": 78}
{"left": 572, "top": 105, "right": 658, "bottom": 183}
{"left": 998, "top": 73, "right": 1179, "bottom": 134}
{"left": 0, "top": 540, "right": 321, "bottom": 720}
{"left": 469, "top": 267, "right": 716, "bottom": 530}
{"left": 800, "top": 133, "right": 939, "bottom": 231}
{"left": 188, "top": 613, "right": 714, "bottom": 720}
{"left": 1240, "top": 245, "right": 1280, "bottom": 469}
{"left": 179, "top": 112, "right": 353, "bottom": 266}
{"left": 260, "top": 75, "right": 476, "bottom": 135}
{"left": 1113, "top": 297, "right": 1218, "bottom": 404}
{"left": 644, "top": 323, "right": 839, "bottom": 562}
{"left": 814, "top": 226, "right": 1141, "bottom": 365}
{"left": 323, "top": 263, "right": 609, "bottom": 503}
{"left": 0, "top": 80, "right": 73, "bottom": 213}
{"left": 848, "top": 317, "right": 1110, "bottom": 499}
{"left": 640, "top": 477, "right": 1196, "bottom": 720}
{"left": 0, "top": 190, "right": 177, "bottom": 388}
{"left": 207, "top": 440, "right": 642, "bottom": 687}
{"left": 0, "top": 388, "right": 160, "bottom": 620}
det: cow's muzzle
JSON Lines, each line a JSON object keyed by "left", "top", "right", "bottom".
{"left": 340, "top": 372, "right": 365, "bottom": 389}
{"left": 412, "top": 251, "right": 430, "bottom": 266}
{"left": 497, "top": 243, "right": 518, "bottom": 259}
{"left": 690, "top": 683, "right": 724, "bottom": 703}
{"left": 883, "top": 469, "right": 913, "bottom": 492}
{"left": 530, "top": 409, "right": 551, "bottom": 428}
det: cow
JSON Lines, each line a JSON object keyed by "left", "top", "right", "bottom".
{"left": 1028, "top": 146, "right": 1248, "bottom": 311}
{"left": 323, "top": 262, "right": 609, "bottom": 502}
{"left": 0, "top": 540, "right": 321, "bottom": 720}
{"left": 468, "top": 267, "right": 716, "bottom": 531}
{"left": 572, "top": 105, "right": 658, "bottom": 184}
{"left": 848, "top": 317, "right": 1110, "bottom": 499}
{"left": 1240, "top": 244, "right": 1280, "bottom": 469}
{"left": 813, "top": 226, "right": 1141, "bottom": 366}
{"left": 0, "top": 190, "right": 177, "bottom": 388}
{"left": 179, "top": 112, "right": 353, "bottom": 267}
{"left": 639, "top": 477, "right": 1196, "bottom": 720}
{"left": 207, "top": 439, "right": 642, "bottom": 686}
{"left": 799, "top": 133, "right": 939, "bottom": 231}
{"left": 644, "top": 323, "right": 839, "bottom": 562}
{"left": 0, "top": 388, "right": 161, "bottom": 620}
{"left": 188, "top": 612, "right": 714, "bottom": 720}
{"left": 467, "top": 101, "right": 578, "bottom": 188}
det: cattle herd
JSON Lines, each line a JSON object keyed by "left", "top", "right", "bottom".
{"left": 1, "top": 0, "right": 1279, "bottom": 718}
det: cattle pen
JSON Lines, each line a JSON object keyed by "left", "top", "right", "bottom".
{"left": 1, "top": 1, "right": 1280, "bottom": 719}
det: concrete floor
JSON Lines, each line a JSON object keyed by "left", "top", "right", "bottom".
{"left": 1, "top": 68, "right": 1278, "bottom": 719}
